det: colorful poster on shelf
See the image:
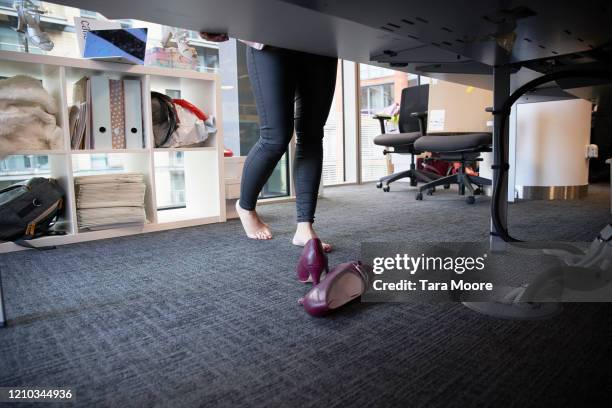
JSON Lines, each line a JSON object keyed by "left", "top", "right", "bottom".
{"left": 74, "top": 17, "right": 121, "bottom": 57}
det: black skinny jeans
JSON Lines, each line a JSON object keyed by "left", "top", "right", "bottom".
{"left": 239, "top": 46, "right": 337, "bottom": 223}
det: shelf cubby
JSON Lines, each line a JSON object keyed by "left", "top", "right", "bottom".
{"left": 154, "top": 150, "right": 220, "bottom": 224}
{"left": 0, "top": 59, "right": 69, "bottom": 152}
{"left": 0, "top": 153, "right": 76, "bottom": 236}
{"left": 72, "top": 151, "right": 156, "bottom": 230}
{"left": 64, "top": 66, "right": 149, "bottom": 150}
{"left": 149, "top": 74, "right": 218, "bottom": 149}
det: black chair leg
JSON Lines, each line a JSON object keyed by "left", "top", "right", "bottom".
{"left": 377, "top": 170, "right": 414, "bottom": 191}
{"left": 377, "top": 169, "right": 442, "bottom": 191}
{"left": 414, "top": 171, "right": 435, "bottom": 183}
{"left": 420, "top": 169, "right": 443, "bottom": 180}
{"left": 0, "top": 270, "right": 6, "bottom": 328}
{"left": 461, "top": 174, "right": 475, "bottom": 195}
{"left": 459, "top": 174, "right": 477, "bottom": 204}
{"left": 467, "top": 175, "right": 492, "bottom": 186}
{"left": 418, "top": 174, "right": 459, "bottom": 193}
{"left": 383, "top": 170, "right": 414, "bottom": 184}
{"left": 416, "top": 172, "right": 489, "bottom": 204}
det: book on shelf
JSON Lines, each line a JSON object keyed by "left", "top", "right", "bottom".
{"left": 72, "top": 77, "right": 92, "bottom": 149}
{"left": 69, "top": 102, "right": 89, "bottom": 150}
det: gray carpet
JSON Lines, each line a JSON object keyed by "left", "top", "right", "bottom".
{"left": 1, "top": 183, "right": 611, "bottom": 407}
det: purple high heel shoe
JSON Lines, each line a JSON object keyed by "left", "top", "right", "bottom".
{"left": 299, "top": 261, "right": 368, "bottom": 317}
{"left": 296, "top": 238, "right": 328, "bottom": 285}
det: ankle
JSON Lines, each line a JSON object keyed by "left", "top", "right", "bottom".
{"left": 236, "top": 201, "right": 254, "bottom": 213}
{"left": 295, "top": 222, "right": 316, "bottom": 238}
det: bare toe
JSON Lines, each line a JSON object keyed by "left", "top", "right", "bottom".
{"left": 236, "top": 202, "right": 273, "bottom": 241}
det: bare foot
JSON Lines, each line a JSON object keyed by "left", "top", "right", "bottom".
{"left": 235, "top": 201, "right": 272, "bottom": 240}
{"left": 292, "top": 222, "right": 332, "bottom": 252}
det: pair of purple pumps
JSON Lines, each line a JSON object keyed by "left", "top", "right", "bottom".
{"left": 296, "top": 239, "right": 368, "bottom": 317}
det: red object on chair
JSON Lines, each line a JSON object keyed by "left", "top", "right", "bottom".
{"left": 417, "top": 157, "right": 450, "bottom": 176}
{"left": 450, "top": 162, "right": 479, "bottom": 176}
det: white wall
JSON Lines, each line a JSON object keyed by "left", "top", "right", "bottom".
{"left": 515, "top": 99, "right": 591, "bottom": 188}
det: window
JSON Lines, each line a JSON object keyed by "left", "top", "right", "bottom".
{"left": 360, "top": 83, "right": 394, "bottom": 116}
{"left": 322, "top": 60, "right": 345, "bottom": 185}
{"left": 169, "top": 170, "right": 185, "bottom": 205}
{"left": 219, "top": 39, "right": 291, "bottom": 199}
{"left": 0, "top": 2, "right": 220, "bottom": 73}
{"left": 155, "top": 151, "right": 186, "bottom": 210}
{"left": 358, "top": 64, "right": 422, "bottom": 182}
{"left": 72, "top": 154, "right": 124, "bottom": 174}
{"left": 0, "top": 155, "right": 50, "bottom": 189}
{"left": 165, "top": 89, "right": 181, "bottom": 99}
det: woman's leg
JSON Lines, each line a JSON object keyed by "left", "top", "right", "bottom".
{"left": 237, "top": 46, "right": 297, "bottom": 240}
{"left": 291, "top": 52, "right": 338, "bottom": 250}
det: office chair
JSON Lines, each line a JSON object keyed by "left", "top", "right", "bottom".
{"left": 413, "top": 133, "right": 492, "bottom": 204}
{"left": 373, "top": 85, "right": 440, "bottom": 192}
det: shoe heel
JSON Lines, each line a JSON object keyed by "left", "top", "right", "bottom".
{"left": 308, "top": 265, "right": 323, "bottom": 285}
{"left": 311, "top": 249, "right": 330, "bottom": 285}
{"left": 15, "top": 8, "right": 26, "bottom": 33}
{"left": 296, "top": 238, "right": 328, "bottom": 284}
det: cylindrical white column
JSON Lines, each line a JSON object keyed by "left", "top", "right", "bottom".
{"left": 515, "top": 99, "right": 592, "bottom": 200}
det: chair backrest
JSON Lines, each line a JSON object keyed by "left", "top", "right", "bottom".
{"left": 398, "top": 84, "right": 429, "bottom": 134}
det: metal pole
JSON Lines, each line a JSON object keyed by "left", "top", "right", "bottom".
{"left": 490, "top": 65, "right": 511, "bottom": 252}
{"left": 0, "top": 268, "right": 6, "bottom": 327}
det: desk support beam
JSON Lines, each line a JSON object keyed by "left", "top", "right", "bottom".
{"left": 490, "top": 65, "right": 511, "bottom": 251}
{"left": 0, "top": 269, "right": 6, "bottom": 327}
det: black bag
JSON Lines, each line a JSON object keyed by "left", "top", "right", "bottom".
{"left": 0, "top": 177, "right": 66, "bottom": 246}
{"left": 151, "top": 91, "right": 179, "bottom": 147}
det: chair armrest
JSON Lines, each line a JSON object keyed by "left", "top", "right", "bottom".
{"left": 373, "top": 114, "right": 392, "bottom": 134}
{"left": 410, "top": 111, "right": 428, "bottom": 135}
{"left": 373, "top": 114, "right": 392, "bottom": 120}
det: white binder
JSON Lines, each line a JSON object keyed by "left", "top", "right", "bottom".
{"left": 123, "top": 79, "right": 143, "bottom": 148}
{"left": 89, "top": 76, "right": 112, "bottom": 149}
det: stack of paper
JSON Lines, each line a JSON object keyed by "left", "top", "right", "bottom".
{"left": 75, "top": 173, "right": 147, "bottom": 230}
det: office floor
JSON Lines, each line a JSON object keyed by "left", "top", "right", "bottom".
{"left": 1, "top": 183, "right": 611, "bottom": 407}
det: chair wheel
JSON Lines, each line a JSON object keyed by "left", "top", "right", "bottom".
{"left": 474, "top": 188, "right": 482, "bottom": 195}
{"left": 383, "top": 186, "right": 390, "bottom": 192}
{"left": 444, "top": 184, "right": 450, "bottom": 189}
{"left": 416, "top": 192, "right": 423, "bottom": 200}
{"left": 466, "top": 196, "right": 475, "bottom": 204}
{"left": 426, "top": 189, "right": 434, "bottom": 195}
{"left": 376, "top": 182, "right": 383, "bottom": 189}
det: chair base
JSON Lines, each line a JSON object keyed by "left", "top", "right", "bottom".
{"left": 416, "top": 171, "right": 491, "bottom": 204}
{"left": 462, "top": 301, "right": 562, "bottom": 320}
{"left": 376, "top": 165, "right": 440, "bottom": 191}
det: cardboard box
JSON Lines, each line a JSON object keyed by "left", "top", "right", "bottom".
{"left": 427, "top": 79, "right": 493, "bottom": 134}
{"left": 224, "top": 156, "right": 246, "bottom": 219}
{"left": 145, "top": 47, "right": 198, "bottom": 70}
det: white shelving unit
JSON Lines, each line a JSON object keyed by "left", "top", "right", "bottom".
{"left": 0, "top": 50, "right": 226, "bottom": 253}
